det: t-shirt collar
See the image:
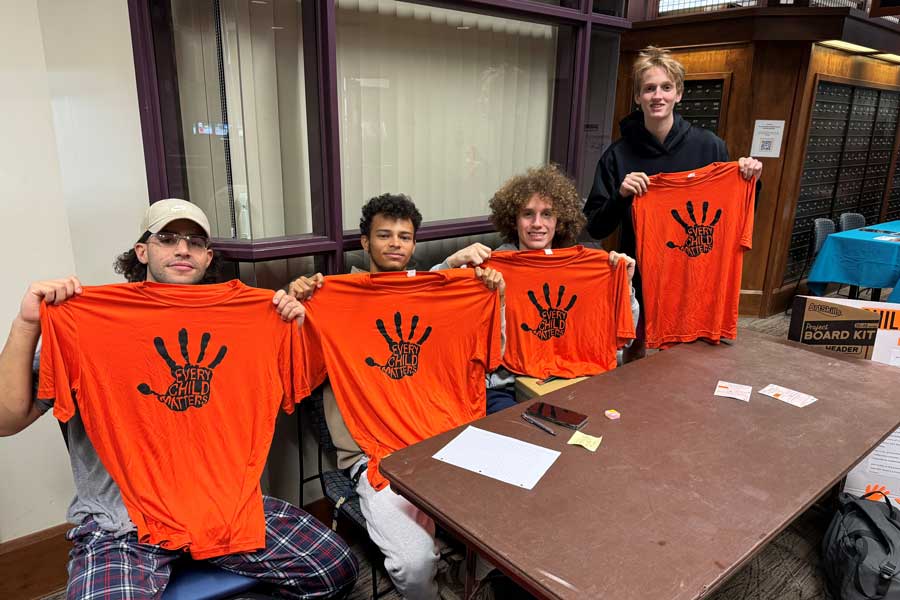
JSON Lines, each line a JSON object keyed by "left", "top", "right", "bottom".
{"left": 493, "top": 244, "right": 585, "bottom": 267}
{"left": 133, "top": 279, "right": 246, "bottom": 306}
{"left": 649, "top": 161, "right": 731, "bottom": 187}
{"left": 364, "top": 270, "right": 455, "bottom": 291}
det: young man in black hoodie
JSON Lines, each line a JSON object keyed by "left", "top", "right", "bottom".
{"left": 583, "top": 46, "right": 762, "bottom": 359}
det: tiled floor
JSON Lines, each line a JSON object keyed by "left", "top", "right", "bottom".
{"left": 738, "top": 312, "right": 792, "bottom": 338}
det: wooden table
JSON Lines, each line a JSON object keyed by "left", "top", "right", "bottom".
{"left": 380, "top": 330, "right": 900, "bottom": 599}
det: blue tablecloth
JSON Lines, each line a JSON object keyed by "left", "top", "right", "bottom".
{"left": 807, "top": 219, "right": 900, "bottom": 302}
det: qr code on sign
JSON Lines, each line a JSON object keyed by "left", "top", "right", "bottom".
{"left": 760, "top": 140, "right": 772, "bottom": 152}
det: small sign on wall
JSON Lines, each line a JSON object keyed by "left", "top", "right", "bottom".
{"left": 749, "top": 119, "right": 785, "bottom": 158}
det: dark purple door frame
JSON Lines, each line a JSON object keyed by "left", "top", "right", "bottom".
{"left": 301, "top": 0, "right": 345, "bottom": 273}
{"left": 128, "top": 0, "right": 629, "bottom": 268}
{"left": 569, "top": 21, "right": 593, "bottom": 184}
{"left": 129, "top": 0, "right": 168, "bottom": 203}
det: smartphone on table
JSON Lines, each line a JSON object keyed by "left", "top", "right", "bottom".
{"left": 525, "top": 401, "right": 588, "bottom": 430}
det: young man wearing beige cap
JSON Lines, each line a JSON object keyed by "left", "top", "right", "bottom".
{"left": 0, "top": 199, "right": 358, "bottom": 599}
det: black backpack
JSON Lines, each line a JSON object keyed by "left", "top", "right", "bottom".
{"left": 823, "top": 491, "right": 900, "bottom": 599}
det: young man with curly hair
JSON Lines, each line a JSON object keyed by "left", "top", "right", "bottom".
{"left": 432, "top": 164, "right": 639, "bottom": 410}
{"left": 288, "top": 193, "right": 503, "bottom": 600}
{"left": 583, "top": 46, "right": 762, "bottom": 359}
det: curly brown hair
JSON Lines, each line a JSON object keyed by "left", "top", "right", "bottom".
{"left": 489, "top": 164, "right": 586, "bottom": 248}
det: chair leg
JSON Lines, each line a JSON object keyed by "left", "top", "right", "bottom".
{"left": 465, "top": 547, "right": 476, "bottom": 599}
{"left": 849, "top": 285, "right": 860, "bottom": 299}
{"left": 371, "top": 560, "right": 378, "bottom": 599}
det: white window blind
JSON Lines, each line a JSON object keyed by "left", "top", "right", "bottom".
{"left": 336, "top": 0, "right": 557, "bottom": 225}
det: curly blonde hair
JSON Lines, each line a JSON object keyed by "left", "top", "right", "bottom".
{"left": 632, "top": 46, "right": 685, "bottom": 97}
{"left": 489, "top": 164, "right": 586, "bottom": 248}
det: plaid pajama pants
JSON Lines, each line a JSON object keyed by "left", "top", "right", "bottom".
{"left": 64, "top": 496, "right": 358, "bottom": 600}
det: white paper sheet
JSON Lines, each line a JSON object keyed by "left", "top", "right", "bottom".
{"left": 890, "top": 349, "right": 900, "bottom": 368}
{"left": 867, "top": 431, "right": 900, "bottom": 478}
{"left": 750, "top": 120, "right": 785, "bottom": 158}
{"left": 432, "top": 426, "right": 560, "bottom": 490}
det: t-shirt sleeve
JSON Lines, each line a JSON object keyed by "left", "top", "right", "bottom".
{"left": 740, "top": 177, "right": 756, "bottom": 250}
{"left": 293, "top": 312, "right": 327, "bottom": 406}
{"left": 613, "top": 263, "right": 636, "bottom": 347}
{"left": 481, "top": 288, "right": 503, "bottom": 372}
{"left": 277, "top": 321, "right": 303, "bottom": 413}
{"left": 37, "top": 303, "right": 78, "bottom": 423}
{"left": 32, "top": 348, "right": 53, "bottom": 414}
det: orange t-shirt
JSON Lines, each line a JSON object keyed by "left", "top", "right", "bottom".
{"left": 632, "top": 161, "right": 755, "bottom": 349}
{"left": 301, "top": 270, "right": 502, "bottom": 490}
{"left": 485, "top": 246, "right": 634, "bottom": 379}
{"left": 37, "top": 281, "right": 311, "bottom": 559}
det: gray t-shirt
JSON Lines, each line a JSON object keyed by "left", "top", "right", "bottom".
{"left": 33, "top": 350, "right": 134, "bottom": 536}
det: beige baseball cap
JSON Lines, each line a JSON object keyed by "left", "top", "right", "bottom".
{"left": 140, "top": 199, "right": 211, "bottom": 239}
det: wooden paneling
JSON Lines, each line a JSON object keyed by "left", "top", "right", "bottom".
{"left": 623, "top": 9, "right": 847, "bottom": 50}
{"left": 742, "top": 43, "right": 809, "bottom": 304}
{"left": 672, "top": 45, "right": 755, "bottom": 165}
{"left": 623, "top": 8, "right": 900, "bottom": 55}
{"left": 738, "top": 288, "right": 763, "bottom": 315}
{"left": 0, "top": 523, "right": 70, "bottom": 599}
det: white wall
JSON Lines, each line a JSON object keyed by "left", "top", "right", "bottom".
{"left": 38, "top": 0, "right": 150, "bottom": 285}
{"left": 0, "top": 0, "right": 148, "bottom": 542}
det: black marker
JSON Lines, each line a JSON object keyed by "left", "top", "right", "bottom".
{"left": 521, "top": 413, "right": 557, "bottom": 436}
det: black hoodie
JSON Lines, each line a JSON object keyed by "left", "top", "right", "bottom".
{"left": 583, "top": 110, "right": 729, "bottom": 261}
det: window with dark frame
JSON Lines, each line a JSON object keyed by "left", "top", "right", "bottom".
{"left": 128, "top": 0, "right": 629, "bottom": 277}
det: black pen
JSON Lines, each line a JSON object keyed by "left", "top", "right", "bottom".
{"left": 521, "top": 413, "right": 557, "bottom": 436}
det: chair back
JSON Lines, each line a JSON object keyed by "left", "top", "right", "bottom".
{"left": 839, "top": 212, "right": 865, "bottom": 232}
{"left": 813, "top": 218, "right": 836, "bottom": 256}
{"left": 305, "top": 386, "right": 337, "bottom": 453}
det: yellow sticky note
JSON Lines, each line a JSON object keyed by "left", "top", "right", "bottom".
{"left": 567, "top": 431, "right": 602, "bottom": 452}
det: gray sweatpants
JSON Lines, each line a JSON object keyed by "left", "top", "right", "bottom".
{"left": 354, "top": 457, "right": 441, "bottom": 600}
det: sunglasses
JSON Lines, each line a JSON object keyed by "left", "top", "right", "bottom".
{"left": 149, "top": 232, "right": 210, "bottom": 251}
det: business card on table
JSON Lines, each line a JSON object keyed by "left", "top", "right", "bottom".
{"left": 714, "top": 381, "right": 752, "bottom": 402}
{"left": 759, "top": 384, "right": 817, "bottom": 407}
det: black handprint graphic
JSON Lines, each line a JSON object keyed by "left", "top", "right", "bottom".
{"left": 137, "top": 328, "right": 228, "bottom": 411}
{"left": 666, "top": 200, "right": 722, "bottom": 258}
{"left": 365, "top": 312, "right": 432, "bottom": 380}
{"left": 521, "top": 283, "right": 577, "bottom": 341}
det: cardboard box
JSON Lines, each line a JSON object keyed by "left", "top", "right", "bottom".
{"left": 788, "top": 296, "right": 879, "bottom": 359}
{"left": 817, "top": 297, "right": 900, "bottom": 502}
{"left": 515, "top": 376, "right": 588, "bottom": 401}
{"left": 812, "top": 297, "right": 900, "bottom": 367}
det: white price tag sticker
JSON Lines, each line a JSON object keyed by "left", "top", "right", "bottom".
{"left": 714, "top": 381, "right": 752, "bottom": 402}
{"left": 759, "top": 384, "right": 817, "bottom": 408}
